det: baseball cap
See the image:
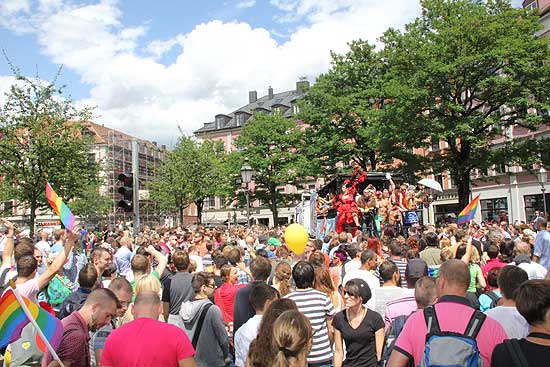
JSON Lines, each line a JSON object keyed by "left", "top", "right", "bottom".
{"left": 405, "top": 258, "right": 428, "bottom": 280}
{"left": 258, "top": 235, "right": 268, "bottom": 244}
{"left": 268, "top": 237, "right": 281, "bottom": 247}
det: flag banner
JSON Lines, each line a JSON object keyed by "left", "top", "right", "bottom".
{"left": 457, "top": 195, "right": 480, "bottom": 226}
{"left": 0, "top": 288, "right": 63, "bottom": 350}
{"left": 45, "top": 181, "right": 76, "bottom": 231}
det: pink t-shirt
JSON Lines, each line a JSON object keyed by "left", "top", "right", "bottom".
{"left": 384, "top": 295, "right": 417, "bottom": 330}
{"left": 15, "top": 278, "right": 39, "bottom": 303}
{"left": 394, "top": 296, "right": 507, "bottom": 366}
{"left": 101, "top": 317, "right": 195, "bottom": 367}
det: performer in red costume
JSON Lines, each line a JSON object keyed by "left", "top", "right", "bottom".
{"left": 335, "top": 167, "right": 366, "bottom": 233}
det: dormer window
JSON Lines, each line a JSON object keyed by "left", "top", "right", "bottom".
{"left": 235, "top": 113, "right": 250, "bottom": 126}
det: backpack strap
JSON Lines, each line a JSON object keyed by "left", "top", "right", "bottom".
{"left": 192, "top": 303, "right": 213, "bottom": 348}
{"left": 0, "top": 267, "right": 10, "bottom": 285}
{"left": 464, "top": 310, "right": 486, "bottom": 339}
{"left": 503, "top": 339, "right": 529, "bottom": 367}
{"left": 486, "top": 291, "right": 501, "bottom": 307}
{"left": 423, "top": 306, "right": 441, "bottom": 336}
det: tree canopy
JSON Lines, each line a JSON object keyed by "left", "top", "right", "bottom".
{"left": 235, "top": 112, "right": 308, "bottom": 226}
{"left": 0, "top": 74, "right": 100, "bottom": 232}
{"left": 149, "top": 136, "right": 228, "bottom": 224}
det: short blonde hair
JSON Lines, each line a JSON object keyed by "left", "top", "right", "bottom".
{"left": 135, "top": 274, "right": 161, "bottom": 295}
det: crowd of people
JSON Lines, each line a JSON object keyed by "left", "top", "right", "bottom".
{"left": 315, "top": 169, "right": 428, "bottom": 239}
{"left": 0, "top": 210, "right": 550, "bottom": 367}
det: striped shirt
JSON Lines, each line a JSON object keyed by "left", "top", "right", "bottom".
{"left": 286, "top": 288, "right": 335, "bottom": 364}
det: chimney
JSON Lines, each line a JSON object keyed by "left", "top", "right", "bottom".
{"left": 161, "top": 144, "right": 166, "bottom": 150}
{"left": 249, "top": 91, "right": 257, "bottom": 104}
{"left": 268, "top": 86, "right": 274, "bottom": 99}
{"left": 296, "top": 79, "right": 310, "bottom": 93}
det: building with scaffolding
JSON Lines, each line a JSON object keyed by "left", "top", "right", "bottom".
{"left": 2, "top": 121, "right": 175, "bottom": 231}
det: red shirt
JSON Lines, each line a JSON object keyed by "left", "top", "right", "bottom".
{"left": 42, "top": 311, "right": 90, "bottom": 367}
{"left": 214, "top": 283, "right": 246, "bottom": 323}
{"left": 481, "top": 258, "right": 506, "bottom": 280}
{"left": 100, "top": 317, "right": 194, "bottom": 367}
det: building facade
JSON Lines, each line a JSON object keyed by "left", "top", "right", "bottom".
{"left": 194, "top": 80, "right": 319, "bottom": 227}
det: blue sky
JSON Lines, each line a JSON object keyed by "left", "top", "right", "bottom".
{"left": 0, "top": 0, "right": 526, "bottom": 146}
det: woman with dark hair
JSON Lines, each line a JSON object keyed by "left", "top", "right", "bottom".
{"left": 491, "top": 280, "right": 550, "bottom": 367}
{"left": 499, "top": 238, "right": 515, "bottom": 263}
{"left": 333, "top": 279, "right": 385, "bottom": 367}
{"left": 246, "top": 298, "right": 298, "bottom": 367}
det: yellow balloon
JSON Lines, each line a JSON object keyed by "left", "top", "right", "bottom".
{"left": 284, "top": 223, "right": 309, "bottom": 255}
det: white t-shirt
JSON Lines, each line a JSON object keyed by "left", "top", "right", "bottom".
{"left": 485, "top": 306, "right": 530, "bottom": 339}
{"left": 189, "top": 254, "right": 204, "bottom": 272}
{"left": 342, "top": 269, "right": 380, "bottom": 309}
{"left": 373, "top": 286, "right": 414, "bottom": 319}
{"left": 234, "top": 314, "right": 262, "bottom": 367}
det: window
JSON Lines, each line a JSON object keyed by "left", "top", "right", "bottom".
{"left": 480, "top": 197, "right": 508, "bottom": 223}
{"left": 205, "top": 196, "right": 216, "bottom": 209}
{"left": 431, "top": 138, "right": 440, "bottom": 152}
{"left": 494, "top": 163, "right": 507, "bottom": 175}
{"left": 215, "top": 117, "right": 224, "bottom": 129}
{"left": 434, "top": 173, "right": 444, "bottom": 190}
{"left": 525, "top": 1, "right": 538, "bottom": 11}
{"left": 524, "top": 194, "right": 549, "bottom": 222}
{"left": 292, "top": 104, "right": 300, "bottom": 115}
{"left": 235, "top": 113, "right": 247, "bottom": 126}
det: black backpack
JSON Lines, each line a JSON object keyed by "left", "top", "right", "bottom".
{"left": 485, "top": 290, "right": 501, "bottom": 309}
{"left": 379, "top": 314, "right": 412, "bottom": 367}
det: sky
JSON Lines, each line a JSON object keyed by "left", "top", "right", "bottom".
{"left": 0, "top": 0, "right": 525, "bottom": 147}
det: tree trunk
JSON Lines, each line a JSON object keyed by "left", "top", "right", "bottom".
{"left": 29, "top": 201, "right": 36, "bottom": 239}
{"left": 369, "top": 151, "right": 377, "bottom": 171}
{"left": 455, "top": 169, "right": 472, "bottom": 213}
{"left": 270, "top": 192, "right": 279, "bottom": 227}
{"left": 196, "top": 199, "right": 204, "bottom": 225}
{"left": 179, "top": 206, "right": 184, "bottom": 226}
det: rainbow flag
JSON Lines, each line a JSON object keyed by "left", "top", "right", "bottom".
{"left": 46, "top": 181, "right": 76, "bottom": 231}
{"left": 0, "top": 288, "right": 63, "bottom": 350}
{"left": 457, "top": 195, "right": 480, "bottom": 226}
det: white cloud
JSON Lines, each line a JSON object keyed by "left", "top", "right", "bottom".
{"left": 236, "top": 0, "right": 256, "bottom": 9}
{"left": 0, "top": 0, "right": 421, "bottom": 146}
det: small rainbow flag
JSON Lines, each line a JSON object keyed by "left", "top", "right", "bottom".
{"left": 46, "top": 181, "right": 76, "bottom": 231}
{"left": 0, "top": 288, "right": 63, "bottom": 350}
{"left": 457, "top": 195, "right": 480, "bottom": 226}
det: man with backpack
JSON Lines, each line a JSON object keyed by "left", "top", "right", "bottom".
{"left": 387, "top": 259, "right": 508, "bottom": 367}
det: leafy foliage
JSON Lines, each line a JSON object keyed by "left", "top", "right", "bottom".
{"left": 235, "top": 112, "right": 307, "bottom": 226}
{"left": 149, "top": 136, "right": 229, "bottom": 224}
{"left": 0, "top": 74, "right": 100, "bottom": 232}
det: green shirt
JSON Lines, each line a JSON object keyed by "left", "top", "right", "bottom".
{"left": 468, "top": 263, "right": 482, "bottom": 293}
{"left": 130, "top": 270, "right": 160, "bottom": 302}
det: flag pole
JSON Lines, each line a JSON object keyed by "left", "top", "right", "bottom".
{"left": 9, "top": 286, "right": 65, "bottom": 367}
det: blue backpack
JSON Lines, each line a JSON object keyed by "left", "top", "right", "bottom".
{"left": 419, "top": 306, "right": 486, "bottom": 367}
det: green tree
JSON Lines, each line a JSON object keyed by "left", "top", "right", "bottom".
{"left": 149, "top": 137, "right": 228, "bottom": 224}
{"left": 235, "top": 112, "right": 307, "bottom": 226}
{"left": 0, "top": 75, "right": 100, "bottom": 232}
{"left": 299, "top": 40, "right": 415, "bottom": 175}
{"left": 381, "top": 0, "right": 550, "bottom": 208}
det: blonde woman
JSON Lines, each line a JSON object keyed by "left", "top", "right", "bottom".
{"left": 119, "top": 274, "right": 162, "bottom": 325}
{"left": 272, "top": 310, "right": 312, "bottom": 367}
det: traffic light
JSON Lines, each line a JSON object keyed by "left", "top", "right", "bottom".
{"left": 117, "top": 172, "right": 133, "bottom": 212}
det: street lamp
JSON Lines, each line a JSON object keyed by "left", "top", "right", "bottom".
{"left": 240, "top": 158, "right": 253, "bottom": 227}
{"left": 538, "top": 167, "right": 547, "bottom": 220}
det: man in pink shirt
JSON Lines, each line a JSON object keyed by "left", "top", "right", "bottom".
{"left": 100, "top": 292, "right": 196, "bottom": 367}
{"left": 387, "top": 260, "right": 507, "bottom": 367}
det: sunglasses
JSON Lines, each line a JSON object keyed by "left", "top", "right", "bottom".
{"left": 340, "top": 289, "right": 357, "bottom": 298}
{"left": 204, "top": 283, "right": 215, "bottom": 289}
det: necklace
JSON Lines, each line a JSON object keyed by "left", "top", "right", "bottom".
{"left": 346, "top": 305, "right": 366, "bottom": 328}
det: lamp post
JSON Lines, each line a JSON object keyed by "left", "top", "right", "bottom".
{"left": 240, "top": 158, "right": 253, "bottom": 227}
{"left": 538, "top": 167, "right": 547, "bottom": 220}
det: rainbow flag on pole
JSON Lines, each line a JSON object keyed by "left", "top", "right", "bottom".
{"left": 0, "top": 288, "right": 63, "bottom": 350}
{"left": 457, "top": 195, "right": 480, "bottom": 226}
{"left": 46, "top": 181, "right": 76, "bottom": 231}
